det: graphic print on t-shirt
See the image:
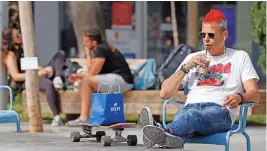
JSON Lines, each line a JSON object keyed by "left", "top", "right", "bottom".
{"left": 197, "top": 62, "right": 232, "bottom": 86}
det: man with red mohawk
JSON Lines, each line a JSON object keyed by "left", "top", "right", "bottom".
{"left": 139, "top": 9, "right": 260, "bottom": 148}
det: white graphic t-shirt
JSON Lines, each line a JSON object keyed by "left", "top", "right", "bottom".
{"left": 176, "top": 48, "right": 259, "bottom": 125}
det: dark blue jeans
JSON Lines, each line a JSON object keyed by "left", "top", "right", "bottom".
{"left": 167, "top": 103, "right": 232, "bottom": 139}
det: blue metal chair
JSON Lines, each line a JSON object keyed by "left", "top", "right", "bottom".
{"left": 0, "top": 85, "right": 21, "bottom": 132}
{"left": 163, "top": 100, "right": 255, "bottom": 151}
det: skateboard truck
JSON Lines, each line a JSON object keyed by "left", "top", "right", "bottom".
{"left": 101, "top": 128, "right": 137, "bottom": 146}
{"left": 70, "top": 125, "right": 106, "bottom": 142}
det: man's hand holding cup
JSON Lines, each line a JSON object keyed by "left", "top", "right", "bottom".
{"left": 184, "top": 54, "right": 208, "bottom": 71}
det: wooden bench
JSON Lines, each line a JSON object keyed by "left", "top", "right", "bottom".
{"left": 22, "top": 90, "right": 186, "bottom": 115}
{"left": 21, "top": 89, "right": 266, "bottom": 117}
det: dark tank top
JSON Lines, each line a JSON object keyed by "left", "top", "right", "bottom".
{"left": 8, "top": 45, "right": 24, "bottom": 90}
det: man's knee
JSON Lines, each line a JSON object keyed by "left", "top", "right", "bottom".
{"left": 173, "top": 112, "right": 191, "bottom": 124}
{"left": 80, "top": 76, "right": 92, "bottom": 85}
{"left": 81, "top": 76, "right": 98, "bottom": 90}
{"left": 172, "top": 109, "right": 200, "bottom": 128}
{"left": 173, "top": 109, "right": 191, "bottom": 121}
{"left": 57, "top": 50, "right": 65, "bottom": 57}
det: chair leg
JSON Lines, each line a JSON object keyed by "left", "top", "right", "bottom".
{"left": 242, "top": 132, "right": 251, "bottom": 151}
{"left": 225, "top": 132, "right": 232, "bottom": 151}
{"left": 16, "top": 120, "right": 21, "bottom": 132}
{"left": 225, "top": 143, "right": 229, "bottom": 151}
{"left": 15, "top": 113, "right": 21, "bottom": 132}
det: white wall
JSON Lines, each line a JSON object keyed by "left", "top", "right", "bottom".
{"left": 235, "top": 1, "right": 252, "bottom": 54}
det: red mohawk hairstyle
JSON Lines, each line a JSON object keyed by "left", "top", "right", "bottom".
{"left": 202, "top": 9, "right": 226, "bottom": 23}
{"left": 202, "top": 9, "right": 227, "bottom": 32}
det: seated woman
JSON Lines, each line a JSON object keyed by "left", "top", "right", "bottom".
{"left": 1, "top": 28, "right": 65, "bottom": 126}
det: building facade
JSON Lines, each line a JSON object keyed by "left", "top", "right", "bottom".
{"left": 7, "top": 1, "right": 266, "bottom": 82}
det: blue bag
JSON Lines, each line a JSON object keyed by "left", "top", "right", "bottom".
{"left": 133, "top": 59, "right": 157, "bottom": 90}
{"left": 89, "top": 83, "right": 126, "bottom": 126}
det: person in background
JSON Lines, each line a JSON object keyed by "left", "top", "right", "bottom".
{"left": 67, "top": 28, "right": 134, "bottom": 126}
{"left": 162, "top": 37, "right": 174, "bottom": 62}
{"left": 1, "top": 28, "right": 65, "bottom": 126}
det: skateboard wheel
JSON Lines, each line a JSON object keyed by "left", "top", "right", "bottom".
{"left": 101, "top": 136, "right": 111, "bottom": 146}
{"left": 96, "top": 131, "right": 106, "bottom": 142}
{"left": 127, "top": 135, "right": 137, "bottom": 146}
{"left": 70, "top": 132, "right": 80, "bottom": 142}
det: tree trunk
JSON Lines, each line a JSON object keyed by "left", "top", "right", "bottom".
{"left": 170, "top": 1, "right": 179, "bottom": 48}
{"left": 18, "top": 1, "right": 43, "bottom": 133}
{"left": 187, "top": 1, "right": 199, "bottom": 48}
{"left": 68, "top": 1, "right": 106, "bottom": 58}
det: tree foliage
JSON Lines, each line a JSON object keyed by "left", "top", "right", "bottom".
{"left": 251, "top": 1, "right": 266, "bottom": 74}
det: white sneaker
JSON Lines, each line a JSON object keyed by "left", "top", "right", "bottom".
{"left": 143, "top": 125, "right": 184, "bottom": 149}
{"left": 51, "top": 115, "right": 64, "bottom": 127}
{"left": 53, "top": 76, "right": 63, "bottom": 89}
{"left": 139, "top": 107, "right": 155, "bottom": 148}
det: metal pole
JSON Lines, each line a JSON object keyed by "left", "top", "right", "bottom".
{"left": 135, "top": 1, "right": 144, "bottom": 58}
{"left": 0, "top": 1, "right": 9, "bottom": 110}
{"left": 171, "top": 1, "right": 179, "bottom": 47}
{"left": 135, "top": 1, "right": 148, "bottom": 58}
{"left": 143, "top": 1, "right": 148, "bottom": 58}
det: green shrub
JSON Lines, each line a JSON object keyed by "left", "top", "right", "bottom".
{"left": 251, "top": 2, "right": 266, "bottom": 74}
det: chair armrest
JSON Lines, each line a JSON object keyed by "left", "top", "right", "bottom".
{"left": 0, "top": 85, "right": 14, "bottom": 110}
{"left": 164, "top": 100, "right": 185, "bottom": 106}
{"left": 242, "top": 102, "right": 256, "bottom": 107}
{"left": 162, "top": 100, "right": 185, "bottom": 128}
{"left": 231, "top": 102, "right": 256, "bottom": 133}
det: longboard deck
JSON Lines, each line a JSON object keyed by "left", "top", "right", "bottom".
{"left": 82, "top": 123, "right": 136, "bottom": 129}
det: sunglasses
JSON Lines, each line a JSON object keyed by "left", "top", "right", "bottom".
{"left": 198, "top": 32, "right": 215, "bottom": 39}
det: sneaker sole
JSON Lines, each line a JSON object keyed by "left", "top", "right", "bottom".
{"left": 139, "top": 107, "right": 155, "bottom": 147}
{"left": 139, "top": 107, "right": 153, "bottom": 127}
{"left": 143, "top": 125, "right": 184, "bottom": 149}
{"left": 143, "top": 135, "right": 155, "bottom": 148}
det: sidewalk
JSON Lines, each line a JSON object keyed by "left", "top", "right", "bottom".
{"left": 0, "top": 122, "right": 266, "bottom": 151}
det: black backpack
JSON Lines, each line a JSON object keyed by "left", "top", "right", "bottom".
{"left": 157, "top": 44, "right": 197, "bottom": 84}
{"left": 62, "top": 60, "right": 82, "bottom": 88}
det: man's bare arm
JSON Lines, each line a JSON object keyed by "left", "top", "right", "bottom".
{"left": 242, "top": 79, "right": 260, "bottom": 103}
{"left": 89, "top": 58, "right": 105, "bottom": 76}
{"left": 223, "top": 79, "right": 260, "bottom": 108}
{"left": 160, "top": 70, "right": 185, "bottom": 100}
{"left": 160, "top": 53, "right": 206, "bottom": 100}
{"left": 86, "top": 52, "right": 93, "bottom": 72}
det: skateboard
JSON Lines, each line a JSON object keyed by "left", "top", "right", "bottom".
{"left": 70, "top": 123, "right": 137, "bottom": 146}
